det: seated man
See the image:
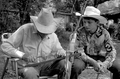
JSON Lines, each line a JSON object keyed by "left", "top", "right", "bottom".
{"left": 1, "top": 8, "right": 69, "bottom": 79}
{"left": 70, "top": 6, "right": 118, "bottom": 79}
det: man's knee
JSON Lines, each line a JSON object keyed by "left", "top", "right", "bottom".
{"left": 19, "top": 67, "right": 39, "bottom": 79}
{"left": 70, "top": 59, "right": 86, "bottom": 79}
{"left": 112, "top": 58, "right": 120, "bottom": 71}
{"left": 72, "top": 58, "right": 86, "bottom": 73}
{"left": 58, "top": 59, "right": 67, "bottom": 68}
{"left": 57, "top": 59, "right": 72, "bottom": 72}
{"left": 109, "top": 57, "right": 120, "bottom": 78}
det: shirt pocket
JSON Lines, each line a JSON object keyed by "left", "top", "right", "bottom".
{"left": 40, "top": 41, "right": 52, "bottom": 57}
{"left": 24, "top": 45, "right": 36, "bottom": 54}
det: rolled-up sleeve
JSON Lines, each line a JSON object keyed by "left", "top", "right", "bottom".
{"left": 1, "top": 26, "right": 25, "bottom": 58}
{"left": 103, "top": 31, "right": 116, "bottom": 67}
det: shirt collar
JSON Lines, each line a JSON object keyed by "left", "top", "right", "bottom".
{"left": 44, "top": 35, "right": 50, "bottom": 40}
{"left": 86, "top": 26, "right": 103, "bottom": 38}
{"left": 94, "top": 26, "right": 103, "bottom": 38}
{"left": 32, "top": 24, "right": 51, "bottom": 40}
{"left": 32, "top": 25, "right": 37, "bottom": 33}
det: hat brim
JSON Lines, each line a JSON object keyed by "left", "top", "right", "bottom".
{"left": 30, "top": 16, "right": 61, "bottom": 34}
{"left": 82, "top": 15, "right": 107, "bottom": 25}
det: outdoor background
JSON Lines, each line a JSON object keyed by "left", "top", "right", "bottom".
{"left": 0, "top": 0, "right": 120, "bottom": 79}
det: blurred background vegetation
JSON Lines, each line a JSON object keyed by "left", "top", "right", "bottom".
{"left": 0, "top": 0, "right": 119, "bottom": 42}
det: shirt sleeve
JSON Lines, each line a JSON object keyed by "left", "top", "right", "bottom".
{"left": 1, "top": 26, "right": 25, "bottom": 58}
{"left": 103, "top": 30, "right": 116, "bottom": 68}
{"left": 52, "top": 33, "right": 66, "bottom": 56}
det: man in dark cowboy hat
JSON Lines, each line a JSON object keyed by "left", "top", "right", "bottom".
{"left": 70, "top": 6, "right": 119, "bottom": 79}
{"left": 1, "top": 8, "right": 69, "bottom": 79}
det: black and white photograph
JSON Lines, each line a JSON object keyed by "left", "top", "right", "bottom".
{"left": 0, "top": 0, "right": 120, "bottom": 79}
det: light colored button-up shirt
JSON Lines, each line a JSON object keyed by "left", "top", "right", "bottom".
{"left": 1, "top": 23, "right": 66, "bottom": 66}
{"left": 75, "top": 26, "right": 116, "bottom": 68}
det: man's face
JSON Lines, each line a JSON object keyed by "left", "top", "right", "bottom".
{"left": 83, "top": 18, "right": 98, "bottom": 33}
{"left": 37, "top": 31, "right": 49, "bottom": 39}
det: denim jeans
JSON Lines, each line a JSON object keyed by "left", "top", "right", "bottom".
{"left": 18, "top": 59, "right": 67, "bottom": 79}
{"left": 70, "top": 55, "right": 120, "bottom": 79}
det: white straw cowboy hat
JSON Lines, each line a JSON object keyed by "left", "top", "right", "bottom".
{"left": 30, "top": 8, "right": 60, "bottom": 33}
{"left": 82, "top": 6, "right": 107, "bottom": 25}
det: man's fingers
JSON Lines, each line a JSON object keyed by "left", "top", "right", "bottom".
{"left": 27, "top": 55, "right": 36, "bottom": 62}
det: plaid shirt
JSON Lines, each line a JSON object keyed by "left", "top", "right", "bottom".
{"left": 75, "top": 26, "right": 116, "bottom": 67}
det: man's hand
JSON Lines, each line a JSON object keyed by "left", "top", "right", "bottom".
{"left": 84, "top": 56, "right": 100, "bottom": 72}
{"left": 56, "top": 50, "right": 66, "bottom": 58}
{"left": 22, "top": 53, "right": 37, "bottom": 62}
{"left": 97, "top": 60, "right": 108, "bottom": 74}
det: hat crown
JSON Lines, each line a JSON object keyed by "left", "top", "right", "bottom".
{"left": 84, "top": 6, "right": 101, "bottom": 16}
{"left": 82, "top": 6, "right": 107, "bottom": 25}
{"left": 37, "top": 8, "right": 54, "bottom": 26}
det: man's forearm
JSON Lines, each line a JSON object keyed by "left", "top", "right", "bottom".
{"left": 86, "top": 56, "right": 98, "bottom": 67}
{"left": 1, "top": 42, "right": 24, "bottom": 58}
{"left": 104, "top": 49, "right": 116, "bottom": 68}
{"left": 77, "top": 48, "right": 98, "bottom": 67}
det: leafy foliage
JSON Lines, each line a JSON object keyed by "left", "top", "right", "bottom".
{"left": 0, "top": 0, "right": 111, "bottom": 38}
{"left": 0, "top": 0, "right": 46, "bottom": 36}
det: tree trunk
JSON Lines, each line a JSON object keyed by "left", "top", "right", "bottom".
{"left": 19, "top": 11, "right": 30, "bottom": 25}
{"left": 19, "top": 0, "right": 31, "bottom": 25}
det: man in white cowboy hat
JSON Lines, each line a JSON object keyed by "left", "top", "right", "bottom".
{"left": 70, "top": 6, "right": 118, "bottom": 79}
{"left": 1, "top": 8, "right": 69, "bottom": 79}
